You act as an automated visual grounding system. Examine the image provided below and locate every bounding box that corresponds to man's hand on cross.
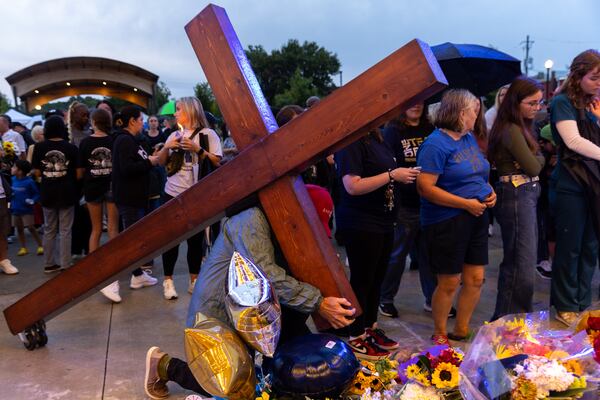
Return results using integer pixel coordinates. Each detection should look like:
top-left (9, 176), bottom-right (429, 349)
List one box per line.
top-left (318, 297), bottom-right (356, 329)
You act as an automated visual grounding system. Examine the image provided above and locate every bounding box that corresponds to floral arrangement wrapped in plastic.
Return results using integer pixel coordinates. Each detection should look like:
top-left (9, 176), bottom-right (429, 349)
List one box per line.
top-left (459, 311), bottom-right (596, 399)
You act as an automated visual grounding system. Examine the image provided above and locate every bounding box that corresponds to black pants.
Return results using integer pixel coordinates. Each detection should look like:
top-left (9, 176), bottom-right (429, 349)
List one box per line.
top-left (168, 306), bottom-right (310, 394)
top-left (161, 193), bottom-right (204, 276)
top-left (339, 229), bottom-right (394, 337)
top-left (116, 204), bottom-right (144, 276)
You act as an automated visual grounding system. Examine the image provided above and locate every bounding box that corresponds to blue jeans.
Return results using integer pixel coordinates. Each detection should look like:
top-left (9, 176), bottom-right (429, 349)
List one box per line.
top-left (380, 207), bottom-right (436, 305)
top-left (551, 168), bottom-right (599, 312)
top-left (492, 181), bottom-right (541, 319)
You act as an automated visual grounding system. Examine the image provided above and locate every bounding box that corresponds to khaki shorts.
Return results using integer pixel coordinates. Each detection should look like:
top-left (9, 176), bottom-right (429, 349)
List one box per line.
top-left (12, 214), bottom-right (34, 227)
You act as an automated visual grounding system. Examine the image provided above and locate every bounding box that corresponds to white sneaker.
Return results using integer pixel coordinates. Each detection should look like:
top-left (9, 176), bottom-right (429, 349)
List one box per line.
top-left (163, 279), bottom-right (178, 300)
top-left (130, 271), bottom-right (158, 289)
top-left (0, 259), bottom-right (18, 274)
top-left (188, 278), bottom-right (197, 294)
top-left (100, 281), bottom-right (122, 303)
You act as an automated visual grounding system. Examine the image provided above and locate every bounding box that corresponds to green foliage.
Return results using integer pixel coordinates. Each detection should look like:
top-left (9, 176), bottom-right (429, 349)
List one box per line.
top-left (246, 39), bottom-right (341, 106)
top-left (154, 81), bottom-right (172, 111)
top-left (0, 92), bottom-right (10, 114)
top-left (273, 69), bottom-right (316, 108)
top-left (194, 82), bottom-right (221, 117)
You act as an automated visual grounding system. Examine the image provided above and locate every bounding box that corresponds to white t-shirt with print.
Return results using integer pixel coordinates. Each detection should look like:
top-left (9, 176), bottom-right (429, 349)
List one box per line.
top-left (164, 128), bottom-right (223, 197)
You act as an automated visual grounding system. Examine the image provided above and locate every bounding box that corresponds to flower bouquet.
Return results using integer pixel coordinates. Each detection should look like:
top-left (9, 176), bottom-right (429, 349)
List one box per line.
top-left (0, 140), bottom-right (17, 171)
top-left (396, 345), bottom-right (463, 399)
top-left (459, 311), bottom-right (596, 399)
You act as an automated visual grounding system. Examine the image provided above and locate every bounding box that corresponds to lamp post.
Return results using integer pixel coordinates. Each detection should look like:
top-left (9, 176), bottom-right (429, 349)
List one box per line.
top-left (544, 59), bottom-right (554, 102)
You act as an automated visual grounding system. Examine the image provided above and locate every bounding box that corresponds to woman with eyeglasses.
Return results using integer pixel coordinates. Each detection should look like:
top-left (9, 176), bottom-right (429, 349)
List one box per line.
top-left (549, 50), bottom-right (600, 326)
top-left (487, 76), bottom-right (545, 320)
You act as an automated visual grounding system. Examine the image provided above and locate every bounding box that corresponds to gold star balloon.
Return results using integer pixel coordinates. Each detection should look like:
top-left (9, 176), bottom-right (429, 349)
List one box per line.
top-left (184, 315), bottom-right (256, 400)
top-left (225, 251), bottom-right (281, 357)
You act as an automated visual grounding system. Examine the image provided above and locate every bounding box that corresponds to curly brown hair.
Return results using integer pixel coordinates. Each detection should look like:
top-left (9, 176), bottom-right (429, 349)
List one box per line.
top-left (563, 49), bottom-right (600, 109)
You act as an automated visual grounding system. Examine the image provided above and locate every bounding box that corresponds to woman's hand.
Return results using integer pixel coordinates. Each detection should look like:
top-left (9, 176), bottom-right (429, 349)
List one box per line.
top-left (463, 198), bottom-right (487, 217)
top-left (482, 189), bottom-right (497, 208)
top-left (391, 167), bottom-right (420, 184)
top-left (180, 137), bottom-right (200, 153)
top-left (164, 135), bottom-right (180, 150)
top-left (589, 98), bottom-right (600, 120)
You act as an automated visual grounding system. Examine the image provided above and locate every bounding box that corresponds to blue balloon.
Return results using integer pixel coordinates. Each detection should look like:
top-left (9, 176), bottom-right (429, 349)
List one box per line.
top-left (272, 334), bottom-right (360, 398)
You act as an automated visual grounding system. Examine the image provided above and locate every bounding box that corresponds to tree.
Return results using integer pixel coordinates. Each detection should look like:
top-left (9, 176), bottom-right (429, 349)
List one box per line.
top-left (194, 82), bottom-right (221, 118)
top-left (273, 69), bottom-right (317, 108)
top-left (154, 81), bottom-right (172, 112)
top-left (0, 92), bottom-right (11, 114)
top-left (246, 39), bottom-right (341, 105)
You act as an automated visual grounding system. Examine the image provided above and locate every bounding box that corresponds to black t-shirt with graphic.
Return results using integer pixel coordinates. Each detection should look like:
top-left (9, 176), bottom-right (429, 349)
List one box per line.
top-left (32, 139), bottom-right (79, 208)
top-left (383, 121), bottom-right (434, 209)
top-left (78, 135), bottom-right (114, 201)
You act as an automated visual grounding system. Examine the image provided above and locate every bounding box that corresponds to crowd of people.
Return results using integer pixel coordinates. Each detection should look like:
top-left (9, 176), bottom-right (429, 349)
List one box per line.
top-left (1, 51), bottom-right (599, 378)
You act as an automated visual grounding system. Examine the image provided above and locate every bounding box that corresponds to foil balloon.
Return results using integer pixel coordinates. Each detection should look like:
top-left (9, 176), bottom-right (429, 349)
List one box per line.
top-left (272, 333), bottom-right (360, 398)
top-left (184, 315), bottom-right (256, 400)
top-left (225, 251), bottom-right (281, 357)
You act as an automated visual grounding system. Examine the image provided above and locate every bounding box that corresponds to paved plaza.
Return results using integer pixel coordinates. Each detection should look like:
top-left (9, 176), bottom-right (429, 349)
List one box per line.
top-left (0, 223), bottom-right (595, 399)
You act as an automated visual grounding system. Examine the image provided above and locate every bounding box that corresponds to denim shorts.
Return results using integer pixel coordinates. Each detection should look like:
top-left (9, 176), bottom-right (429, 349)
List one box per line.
top-left (422, 210), bottom-right (489, 274)
top-left (86, 190), bottom-right (114, 204)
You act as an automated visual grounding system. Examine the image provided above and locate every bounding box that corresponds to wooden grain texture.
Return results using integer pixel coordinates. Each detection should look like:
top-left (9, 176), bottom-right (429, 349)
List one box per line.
top-left (185, 4), bottom-right (360, 325)
top-left (4, 4), bottom-right (446, 335)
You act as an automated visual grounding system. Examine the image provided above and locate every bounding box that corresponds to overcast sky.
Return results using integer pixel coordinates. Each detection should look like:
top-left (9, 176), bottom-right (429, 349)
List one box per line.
top-left (1, 0), bottom-right (598, 108)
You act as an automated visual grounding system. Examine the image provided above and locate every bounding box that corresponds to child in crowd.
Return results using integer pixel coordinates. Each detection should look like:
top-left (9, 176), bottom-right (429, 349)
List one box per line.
top-left (10, 160), bottom-right (43, 256)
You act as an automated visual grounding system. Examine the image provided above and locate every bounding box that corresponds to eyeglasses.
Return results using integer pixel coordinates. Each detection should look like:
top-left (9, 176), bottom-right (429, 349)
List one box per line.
top-left (521, 100), bottom-right (545, 107)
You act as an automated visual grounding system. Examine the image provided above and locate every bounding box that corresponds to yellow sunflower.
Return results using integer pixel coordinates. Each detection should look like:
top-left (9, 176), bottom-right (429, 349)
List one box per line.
top-left (405, 364), bottom-right (422, 379)
top-left (431, 362), bottom-right (459, 389)
top-left (413, 371), bottom-right (431, 387)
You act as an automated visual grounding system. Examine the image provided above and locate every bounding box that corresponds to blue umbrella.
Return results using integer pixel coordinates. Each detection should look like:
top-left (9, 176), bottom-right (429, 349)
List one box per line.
top-left (430, 42), bottom-right (522, 100)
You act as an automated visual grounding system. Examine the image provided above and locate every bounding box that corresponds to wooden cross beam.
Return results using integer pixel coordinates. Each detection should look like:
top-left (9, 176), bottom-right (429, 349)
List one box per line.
top-left (3, 4), bottom-right (446, 336)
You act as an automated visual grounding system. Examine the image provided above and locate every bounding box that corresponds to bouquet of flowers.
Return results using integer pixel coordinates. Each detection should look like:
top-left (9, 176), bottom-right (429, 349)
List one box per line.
top-left (459, 312), bottom-right (596, 400)
top-left (0, 140), bottom-right (17, 171)
top-left (574, 302), bottom-right (600, 365)
top-left (396, 345), bottom-right (463, 399)
top-left (346, 358), bottom-right (399, 397)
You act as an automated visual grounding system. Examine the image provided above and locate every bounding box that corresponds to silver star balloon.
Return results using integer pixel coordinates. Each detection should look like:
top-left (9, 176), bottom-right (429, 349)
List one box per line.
top-left (225, 251), bottom-right (281, 357)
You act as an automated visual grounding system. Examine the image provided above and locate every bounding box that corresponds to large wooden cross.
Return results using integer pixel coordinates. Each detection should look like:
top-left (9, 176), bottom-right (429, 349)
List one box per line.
top-left (3, 4), bottom-right (446, 335)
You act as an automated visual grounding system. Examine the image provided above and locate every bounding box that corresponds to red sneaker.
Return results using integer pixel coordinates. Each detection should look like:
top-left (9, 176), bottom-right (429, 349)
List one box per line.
top-left (431, 334), bottom-right (450, 346)
top-left (366, 327), bottom-right (399, 350)
top-left (348, 336), bottom-right (390, 360)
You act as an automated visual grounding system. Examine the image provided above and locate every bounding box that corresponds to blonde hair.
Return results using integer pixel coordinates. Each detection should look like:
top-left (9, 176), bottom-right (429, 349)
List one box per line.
top-left (434, 89), bottom-right (477, 132)
top-left (177, 97), bottom-right (209, 130)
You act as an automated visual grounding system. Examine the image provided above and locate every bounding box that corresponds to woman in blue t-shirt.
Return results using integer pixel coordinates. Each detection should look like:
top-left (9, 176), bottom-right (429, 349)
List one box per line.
top-left (416, 89), bottom-right (496, 345)
top-left (549, 50), bottom-right (600, 326)
top-left (335, 129), bottom-right (420, 360)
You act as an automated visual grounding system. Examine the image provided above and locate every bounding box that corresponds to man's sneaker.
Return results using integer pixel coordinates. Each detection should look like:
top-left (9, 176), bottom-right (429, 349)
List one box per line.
top-left (17, 247), bottom-right (28, 256)
top-left (378, 303), bottom-right (399, 318)
top-left (424, 303), bottom-right (457, 318)
top-left (145, 347), bottom-right (169, 399)
top-left (536, 260), bottom-right (552, 279)
top-left (556, 311), bottom-right (579, 327)
top-left (366, 327), bottom-right (399, 350)
top-left (130, 271), bottom-right (158, 289)
top-left (44, 264), bottom-right (62, 274)
top-left (347, 336), bottom-right (390, 360)
top-left (36, 246), bottom-right (44, 256)
top-left (188, 278), bottom-right (197, 294)
top-left (100, 281), bottom-right (122, 303)
top-left (163, 280), bottom-right (178, 300)
top-left (0, 259), bottom-right (18, 274)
